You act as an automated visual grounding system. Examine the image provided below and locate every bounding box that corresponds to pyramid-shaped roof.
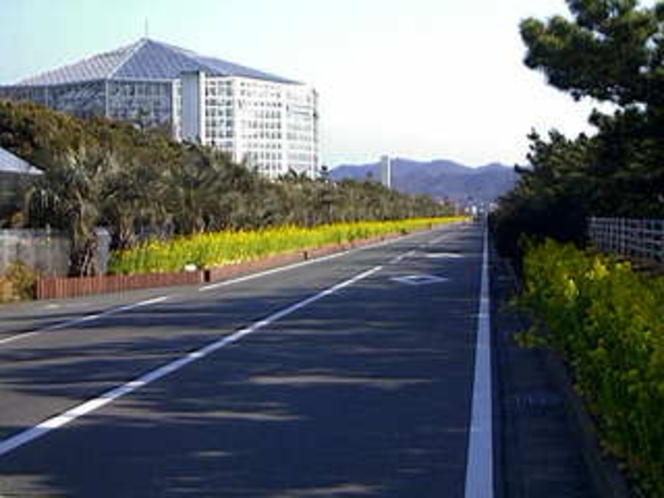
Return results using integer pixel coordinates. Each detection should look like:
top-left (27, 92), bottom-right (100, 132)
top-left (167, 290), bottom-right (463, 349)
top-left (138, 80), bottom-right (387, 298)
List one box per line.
top-left (15, 38), bottom-right (298, 86)
top-left (0, 147), bottom-right (42, 175)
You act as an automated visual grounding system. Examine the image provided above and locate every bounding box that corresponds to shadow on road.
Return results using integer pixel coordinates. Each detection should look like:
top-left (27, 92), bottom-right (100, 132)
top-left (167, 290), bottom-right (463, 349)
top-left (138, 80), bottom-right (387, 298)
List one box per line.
top-left (0, 226), bottom-right (482, 497)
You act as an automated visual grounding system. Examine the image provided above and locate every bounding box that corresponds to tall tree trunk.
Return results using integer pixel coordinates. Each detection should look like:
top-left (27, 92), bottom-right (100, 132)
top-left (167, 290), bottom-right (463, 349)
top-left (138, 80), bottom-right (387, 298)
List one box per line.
top-left (69, 236), bottom-right (99, 277)
top-left (110, 215), bottom-right (135, 252)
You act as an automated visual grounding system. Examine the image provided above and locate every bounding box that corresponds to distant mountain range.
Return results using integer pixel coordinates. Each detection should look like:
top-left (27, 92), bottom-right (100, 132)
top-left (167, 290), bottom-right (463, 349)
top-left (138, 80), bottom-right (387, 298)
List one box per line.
top-left (330, 158), bottom-right (518, 204)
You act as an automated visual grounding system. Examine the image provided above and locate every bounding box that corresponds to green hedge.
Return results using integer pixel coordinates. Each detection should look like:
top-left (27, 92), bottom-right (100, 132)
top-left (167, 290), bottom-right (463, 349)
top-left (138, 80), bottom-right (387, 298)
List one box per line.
top-left (518, 240), bottom-right (664, 497)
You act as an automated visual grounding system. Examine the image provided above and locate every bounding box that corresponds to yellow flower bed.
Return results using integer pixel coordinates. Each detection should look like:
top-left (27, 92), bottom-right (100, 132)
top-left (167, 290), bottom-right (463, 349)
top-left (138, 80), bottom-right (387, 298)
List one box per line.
top-left (519, 239), bottom-right (664, 496)
top-left (108, 217), bottom-right (463, 275)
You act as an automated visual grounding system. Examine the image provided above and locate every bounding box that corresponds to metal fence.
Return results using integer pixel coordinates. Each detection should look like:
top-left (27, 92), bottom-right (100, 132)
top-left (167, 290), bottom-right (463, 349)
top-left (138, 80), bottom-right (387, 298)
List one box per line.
top-left (588, 217), bottom-right (664, 265)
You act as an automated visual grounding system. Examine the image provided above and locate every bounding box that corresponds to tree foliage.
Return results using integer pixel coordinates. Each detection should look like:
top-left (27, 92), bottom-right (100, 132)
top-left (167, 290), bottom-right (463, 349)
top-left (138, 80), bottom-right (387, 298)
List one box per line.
top-left (0, 99), bottom-right (451, 276)
top-left (492, 130), bottom-right (593, 260)
top-left (492, 0), bottom-right (664, 259)
top-left (521, 0), bottom-right (664, 106)
top-left (27, 145), bottom-right (106, 276)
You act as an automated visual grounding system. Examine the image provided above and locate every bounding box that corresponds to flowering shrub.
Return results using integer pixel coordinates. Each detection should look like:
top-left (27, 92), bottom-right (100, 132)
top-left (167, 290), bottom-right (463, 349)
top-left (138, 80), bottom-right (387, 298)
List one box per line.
top-left (108, 217), bottom-right (462, 275)
top-left (0, 261), bottom-right (38, 302)
top-left (519, 239), bottom-right (664, 496)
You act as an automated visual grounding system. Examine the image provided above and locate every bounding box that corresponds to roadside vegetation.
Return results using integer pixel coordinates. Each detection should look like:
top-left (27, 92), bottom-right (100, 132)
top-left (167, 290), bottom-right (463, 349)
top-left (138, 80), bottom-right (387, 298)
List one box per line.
top-left (0, 99), bottom-right (453, 278)
top-left (491, 2), bottom-right (664, 495)
top-left (0, 260), bottom-right (37, 302)
top-left (491, 0), bottom-right (664, 260)
top-left (109, 218), bottom-right (457, 274)
top-left (518, 240), bottom-right (664, 496)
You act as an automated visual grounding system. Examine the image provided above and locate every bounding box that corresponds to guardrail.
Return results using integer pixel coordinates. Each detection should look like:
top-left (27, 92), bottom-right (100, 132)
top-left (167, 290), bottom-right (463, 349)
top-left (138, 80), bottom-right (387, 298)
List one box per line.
top-left (588, 217), bottom-right (664, 265)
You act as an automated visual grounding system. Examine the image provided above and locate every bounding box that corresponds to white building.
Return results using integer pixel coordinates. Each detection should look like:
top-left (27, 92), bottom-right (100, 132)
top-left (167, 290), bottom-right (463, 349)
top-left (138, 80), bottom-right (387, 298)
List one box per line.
top-left (0, 38), bottom-right (320, 179)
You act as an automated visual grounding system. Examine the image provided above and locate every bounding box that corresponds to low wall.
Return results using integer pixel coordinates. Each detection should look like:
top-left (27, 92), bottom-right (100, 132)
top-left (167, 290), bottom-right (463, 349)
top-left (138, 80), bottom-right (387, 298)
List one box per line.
top-left (0, 229), bottom-right (69, 276)
top-left (0, 228), bottom-right (111, 276)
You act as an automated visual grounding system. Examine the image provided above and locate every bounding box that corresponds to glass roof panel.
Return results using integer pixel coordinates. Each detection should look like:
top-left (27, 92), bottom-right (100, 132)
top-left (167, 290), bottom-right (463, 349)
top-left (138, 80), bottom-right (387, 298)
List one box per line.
top-left (16, 41), bottom-right (142, 86)
top-left (10, 39), bottom-right (299, 87)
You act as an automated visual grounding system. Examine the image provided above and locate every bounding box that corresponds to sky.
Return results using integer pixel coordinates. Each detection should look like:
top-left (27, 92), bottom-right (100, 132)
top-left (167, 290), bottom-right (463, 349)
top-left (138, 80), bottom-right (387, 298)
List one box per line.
top-left (0, 0), bottom-right (605, 167)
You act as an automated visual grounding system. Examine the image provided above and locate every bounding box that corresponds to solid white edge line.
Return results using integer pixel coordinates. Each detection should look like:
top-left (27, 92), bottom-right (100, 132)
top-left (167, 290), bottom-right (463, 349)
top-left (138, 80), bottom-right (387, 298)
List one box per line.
top-left (199, 229), bottom-right (427, 292)
top-left (464, 225), bottom-right (494, 498)
top-left (44, 296), bottom-right (170, 332)
top-left (198, 250), bottom-right (352, 292)
top-left (1, 227), bottom-right (434, 347)
top-left (0, 296), bottom-right (170, 347)
top-left (0, 265), bottom-right (383, 458)
top-left (0, 331), bottom-right (39, 346)
top-left (3, 223), bottom-right (452, 345)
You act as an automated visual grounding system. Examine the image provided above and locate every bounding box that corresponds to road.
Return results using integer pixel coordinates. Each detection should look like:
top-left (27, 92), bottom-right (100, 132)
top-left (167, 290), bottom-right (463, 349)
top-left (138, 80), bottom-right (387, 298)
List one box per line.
top-left (0, 222), bottom-right (493, 497)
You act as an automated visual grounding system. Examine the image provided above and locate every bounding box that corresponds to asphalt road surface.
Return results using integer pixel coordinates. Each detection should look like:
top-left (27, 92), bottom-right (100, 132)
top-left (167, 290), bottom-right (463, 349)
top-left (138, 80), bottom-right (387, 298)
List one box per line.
top-left (0, 222), bottom-right (493, 497)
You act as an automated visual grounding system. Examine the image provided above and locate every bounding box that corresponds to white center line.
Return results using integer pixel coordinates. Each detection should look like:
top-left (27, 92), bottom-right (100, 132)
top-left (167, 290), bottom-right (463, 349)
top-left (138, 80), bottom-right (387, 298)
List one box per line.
top-left (0, 265), bottom-right (383, 458)
top-left (464, 226), bottom-right (494, 498)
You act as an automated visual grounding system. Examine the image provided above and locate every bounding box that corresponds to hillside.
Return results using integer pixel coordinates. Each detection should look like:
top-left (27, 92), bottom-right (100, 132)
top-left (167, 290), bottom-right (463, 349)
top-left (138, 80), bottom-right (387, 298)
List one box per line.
top-left (331, 158), bottom-right (517, 204)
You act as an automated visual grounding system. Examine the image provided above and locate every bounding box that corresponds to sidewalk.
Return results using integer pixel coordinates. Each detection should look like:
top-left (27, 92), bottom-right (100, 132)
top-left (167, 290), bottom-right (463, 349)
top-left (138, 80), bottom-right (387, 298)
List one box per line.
top-left (491, 250), bottom-right (599, 498)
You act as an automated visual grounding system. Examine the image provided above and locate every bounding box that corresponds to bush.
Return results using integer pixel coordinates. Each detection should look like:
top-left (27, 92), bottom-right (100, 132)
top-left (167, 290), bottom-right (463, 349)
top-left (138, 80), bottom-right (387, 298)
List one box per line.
top-left (0, 276), bottom-right (15, 303)
top-left (3, 260), bottom-right (37, 301)
top-left (490, 190), bottom-right (588, 264)
top-left (108, 217), bottom-right (463, 275)
top-left (518, 240), bottom-right (664, 496)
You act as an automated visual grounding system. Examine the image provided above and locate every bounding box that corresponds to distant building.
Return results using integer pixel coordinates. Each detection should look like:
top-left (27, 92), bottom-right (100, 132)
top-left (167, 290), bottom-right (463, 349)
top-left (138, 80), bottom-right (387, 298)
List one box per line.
top-left (0, 147), bottom-right (41, 225)
top-left (0, 38), bottom-right (320, 179)
top-left (380, 155), bottom-right (392, 188)
top-left (0, 147), bottom-right (41, 176)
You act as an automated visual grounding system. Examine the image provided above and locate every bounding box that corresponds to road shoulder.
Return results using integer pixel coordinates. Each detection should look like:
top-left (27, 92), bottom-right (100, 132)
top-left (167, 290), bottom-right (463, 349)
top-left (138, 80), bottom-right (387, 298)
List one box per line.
top-left (491, 248), bottom-right (598, 498)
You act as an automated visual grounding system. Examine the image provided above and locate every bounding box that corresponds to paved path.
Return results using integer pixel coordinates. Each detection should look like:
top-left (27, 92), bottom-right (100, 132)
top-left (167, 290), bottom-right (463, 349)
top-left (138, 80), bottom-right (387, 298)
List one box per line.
top-left (0, 223), bottom-right (492, 497)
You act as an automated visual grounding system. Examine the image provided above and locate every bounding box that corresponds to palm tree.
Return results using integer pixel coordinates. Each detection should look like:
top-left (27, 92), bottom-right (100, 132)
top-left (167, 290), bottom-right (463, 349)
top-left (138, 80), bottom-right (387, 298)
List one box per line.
top-left (27, 145), bottom-right (106, 276)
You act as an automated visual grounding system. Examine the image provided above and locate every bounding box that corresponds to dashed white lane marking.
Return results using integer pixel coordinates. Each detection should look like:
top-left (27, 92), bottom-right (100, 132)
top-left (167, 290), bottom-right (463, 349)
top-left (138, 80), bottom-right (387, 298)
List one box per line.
top-left (464, 227), bottom-right (494, 498)
top-left (389, 250), bottom-right (416, 265)
top-left (428, 234), bottom-right (449, 245)
top-left (199, 230), bottom-right (427, 292)
top-left (0, 296), bottom-right (170, 346)
top-left (0, 226), bottom-right (446, 346)
top-left (423, 252), bottom-right (464, 259)
top-left (0, 265), bottom-right (383, 458)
